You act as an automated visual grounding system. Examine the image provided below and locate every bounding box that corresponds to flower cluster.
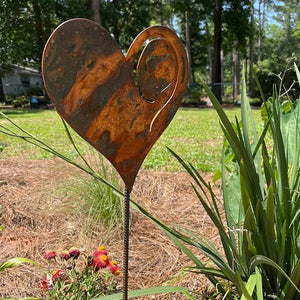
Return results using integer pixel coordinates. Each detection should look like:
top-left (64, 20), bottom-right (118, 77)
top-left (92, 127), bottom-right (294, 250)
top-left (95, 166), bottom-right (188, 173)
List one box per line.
top-left (43, 247), bottom-right (81, 261)
top-left (38, 246), bottom-right (120, 298)
top-left (91, 246), bottom-right (120, 275)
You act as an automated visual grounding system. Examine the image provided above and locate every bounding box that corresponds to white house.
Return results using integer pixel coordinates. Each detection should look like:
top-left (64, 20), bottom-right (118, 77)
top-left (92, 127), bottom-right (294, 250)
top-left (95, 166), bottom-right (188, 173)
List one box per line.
top-left (2, 65), bottom-right (43, 96)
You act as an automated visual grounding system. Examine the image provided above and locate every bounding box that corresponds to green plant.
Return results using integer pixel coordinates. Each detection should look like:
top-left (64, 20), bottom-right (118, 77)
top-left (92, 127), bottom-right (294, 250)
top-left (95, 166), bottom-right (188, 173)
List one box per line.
top-left (76, 155), bottom-right (124, 236)
top-left (132, 67), bottom-right (300, 299)
top-left (0, 133), bottom-right (6, 152)
top-left (12, 96), bottom-right (29, 108)
top-left (0, 257), bottom-right (41, 300)
top-left (182, 85), bottom-right (207, 107)
top-left (0, 247), bottom-right (192, 299)
top-left (39, 246), bottom-right (121, 299)
top-left (25, 86), bottom-right (43, 98)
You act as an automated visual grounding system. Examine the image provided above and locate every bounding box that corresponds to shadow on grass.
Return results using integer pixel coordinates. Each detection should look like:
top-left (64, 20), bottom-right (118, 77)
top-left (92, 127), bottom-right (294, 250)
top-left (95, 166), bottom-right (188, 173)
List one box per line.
top-left (0, 108), bottom-right (54, 117)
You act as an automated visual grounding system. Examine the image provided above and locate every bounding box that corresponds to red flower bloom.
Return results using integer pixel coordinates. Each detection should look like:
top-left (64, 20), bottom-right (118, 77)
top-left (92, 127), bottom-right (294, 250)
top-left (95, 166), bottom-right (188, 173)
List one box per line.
top-left (94, 246), bottom-right (107, 257)
top-left (93, 254), bottom-right (109, 271)
top-left (107, 260), bottom-right (120, 276)
top-left (69, 247), bottom-right (80, 259)
top-left (60, 250), bottom-right (70, 261)
top-left (52, 269), bottom-right (63, 282)
top-left (44, 251), bottom-right (56, 260)
top-left (38, 277), bottom-right (51, 290)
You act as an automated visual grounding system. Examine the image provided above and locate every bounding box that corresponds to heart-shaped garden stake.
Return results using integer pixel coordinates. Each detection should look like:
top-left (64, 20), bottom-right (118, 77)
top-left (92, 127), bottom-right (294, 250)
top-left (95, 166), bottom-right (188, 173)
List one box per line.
top-left (42, 18), bottom-right (188, 299)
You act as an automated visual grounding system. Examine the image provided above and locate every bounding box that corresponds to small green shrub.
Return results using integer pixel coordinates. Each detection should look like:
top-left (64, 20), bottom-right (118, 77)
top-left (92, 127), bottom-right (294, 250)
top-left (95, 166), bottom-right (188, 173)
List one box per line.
top-left (0, 135), bottom-right (5, 152)
top-left (248, 97), bottom-right (262, 107)
top-left (249, 59), bottom-right (300, 103)
top-left (3, 95), bottom-right (30, 107)
top-left (12, 95), bottom-right (29, 108)
top-left (76, 155), bottom-right (124, 236)
top-left (26, 86), bottom-right (43, 97)
top-left (4, 95), bottom-right (16, 105)
top-left (182, 85), bottom-right (207, 107)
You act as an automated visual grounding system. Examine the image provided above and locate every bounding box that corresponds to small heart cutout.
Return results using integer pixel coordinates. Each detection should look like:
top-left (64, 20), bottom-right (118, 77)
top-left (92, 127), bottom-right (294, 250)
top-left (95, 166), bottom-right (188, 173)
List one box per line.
top-left (42, 18), bottom-right (188, 191)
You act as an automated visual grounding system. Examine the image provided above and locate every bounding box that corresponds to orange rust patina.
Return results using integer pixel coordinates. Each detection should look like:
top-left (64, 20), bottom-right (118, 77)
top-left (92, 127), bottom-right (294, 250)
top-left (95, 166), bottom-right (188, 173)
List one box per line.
top-left (42, 18), bottom-right (188, 192)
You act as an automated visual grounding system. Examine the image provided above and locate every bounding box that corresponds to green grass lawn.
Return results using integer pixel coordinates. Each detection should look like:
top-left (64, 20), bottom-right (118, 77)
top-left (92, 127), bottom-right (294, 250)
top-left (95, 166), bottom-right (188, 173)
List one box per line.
top-left (0, 107), bottom-right (263, 173)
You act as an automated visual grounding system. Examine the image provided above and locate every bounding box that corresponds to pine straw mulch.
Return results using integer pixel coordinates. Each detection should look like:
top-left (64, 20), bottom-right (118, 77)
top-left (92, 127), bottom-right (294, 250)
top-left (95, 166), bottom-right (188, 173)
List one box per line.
top-left (0, 157), bottom-right (223, 299)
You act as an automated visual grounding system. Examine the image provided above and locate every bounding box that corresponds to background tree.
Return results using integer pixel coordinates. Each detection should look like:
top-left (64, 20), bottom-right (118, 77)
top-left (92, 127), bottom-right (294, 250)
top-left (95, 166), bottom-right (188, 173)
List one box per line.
top-left (100, 0), bottom-right (155, 50)
top-left (154, 0), bottom-right (173, 26)
top-left (0, 0), bottom-right (29, 101)
top-left (1, 0), bottom-right (300, 104)
top-left (0, 0), bottom-right (91, 101)
top-left (171, 0), bottom-right (214, 94)
top-left (249, 0), bottom-right (255, 93)
top-left (250, 0), bottom-right (300, 100)
top-left (223, 0), bottom-right (251, 101)
top-left (90, 0), bottom-right (101, 24)
top-left (211, 0), bottom-right (223, 103)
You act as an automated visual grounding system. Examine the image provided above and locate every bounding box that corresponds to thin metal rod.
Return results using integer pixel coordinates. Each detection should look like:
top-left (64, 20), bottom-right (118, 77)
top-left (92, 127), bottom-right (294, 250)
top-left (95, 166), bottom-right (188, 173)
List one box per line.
top-left (123, 186), bottom-right (130, 300)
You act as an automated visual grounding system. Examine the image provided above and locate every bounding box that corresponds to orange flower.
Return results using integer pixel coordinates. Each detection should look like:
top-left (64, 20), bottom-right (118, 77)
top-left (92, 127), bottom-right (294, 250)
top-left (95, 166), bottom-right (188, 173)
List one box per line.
top-left (44, 250), bottom-right (56, 260)
top-left (107, 260), bottom-right (120, 276)
top-left (94, 246), bottom-right (107, 257)
top-left (93, 254), bottom-right (109, 270)
top-left (52, 269), bottom-right (63, 282)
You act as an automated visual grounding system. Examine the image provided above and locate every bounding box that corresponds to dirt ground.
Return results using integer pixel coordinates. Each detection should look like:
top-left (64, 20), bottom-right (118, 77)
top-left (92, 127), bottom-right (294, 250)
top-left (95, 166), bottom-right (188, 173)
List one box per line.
top-left (0, 157), bottom-right (222, 299)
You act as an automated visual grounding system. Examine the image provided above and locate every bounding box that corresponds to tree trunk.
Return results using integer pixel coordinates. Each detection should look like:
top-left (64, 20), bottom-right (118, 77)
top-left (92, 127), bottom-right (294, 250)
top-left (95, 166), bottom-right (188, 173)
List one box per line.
top-left (89, 0), bottom-right (101, 25)
top-left (0, 75), bottom-right (6, 102)
top-left (159, 0), bottom-right (164, 25)
top-left (205, 22), bottom-right (212, 84)
top-left (286, 13), bottom-right (292, 55)
top-left (185, 11), bottom-right (192, 95)
top-left (232, 47), bottom-right (241, 102)
top-left (32, 1), bottom-right (44, 57)
top-left (258, 0), bottom-right (262, 63)
top-left (258, 0), bottom-right (266, 64)
top-left (249, 0), bottom-right (254, 93)
top-left (212, 0), bottom-right (222, 103)
top-left (221, 48), bottom-right (224, 97)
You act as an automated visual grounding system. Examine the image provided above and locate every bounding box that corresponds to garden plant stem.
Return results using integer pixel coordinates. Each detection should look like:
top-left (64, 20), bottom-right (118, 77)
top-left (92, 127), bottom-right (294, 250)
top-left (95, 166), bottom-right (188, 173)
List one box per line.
top-left (123, 186), bottom-right (130, 300)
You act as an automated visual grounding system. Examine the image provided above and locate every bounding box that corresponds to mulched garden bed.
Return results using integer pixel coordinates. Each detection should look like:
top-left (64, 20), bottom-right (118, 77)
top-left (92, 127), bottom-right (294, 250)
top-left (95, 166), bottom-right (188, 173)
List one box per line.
top-left (0, 157), bottom-right (222, 299)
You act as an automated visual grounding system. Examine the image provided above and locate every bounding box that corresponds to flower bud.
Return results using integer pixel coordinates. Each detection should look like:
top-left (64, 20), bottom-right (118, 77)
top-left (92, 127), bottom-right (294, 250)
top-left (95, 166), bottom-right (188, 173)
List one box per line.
top-left (44, 250), bottom-right (56, 260)
top-left (69, 247), bottom-right (80, 259)
top-left (60, 250), bottom-right (70, 261)
top-left (86, 255), bottom-right (94, 267)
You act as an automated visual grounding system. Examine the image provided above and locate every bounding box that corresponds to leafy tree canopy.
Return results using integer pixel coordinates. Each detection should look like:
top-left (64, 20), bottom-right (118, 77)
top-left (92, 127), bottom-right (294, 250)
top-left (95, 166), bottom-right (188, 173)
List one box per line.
top-left (100, 0), bottom-right (156, 50)
top-left (0, 0), bottom-right (91, 75)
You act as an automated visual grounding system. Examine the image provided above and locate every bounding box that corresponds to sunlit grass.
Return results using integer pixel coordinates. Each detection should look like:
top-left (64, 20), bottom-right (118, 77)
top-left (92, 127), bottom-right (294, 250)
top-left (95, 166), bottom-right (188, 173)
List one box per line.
top-left (0, 107), bottom-right (263, 172)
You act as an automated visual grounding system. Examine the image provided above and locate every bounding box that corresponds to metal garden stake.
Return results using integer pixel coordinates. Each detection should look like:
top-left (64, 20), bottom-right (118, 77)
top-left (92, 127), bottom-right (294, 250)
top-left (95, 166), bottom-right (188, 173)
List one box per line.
top-left (42, 18), bottom-right (188, 300)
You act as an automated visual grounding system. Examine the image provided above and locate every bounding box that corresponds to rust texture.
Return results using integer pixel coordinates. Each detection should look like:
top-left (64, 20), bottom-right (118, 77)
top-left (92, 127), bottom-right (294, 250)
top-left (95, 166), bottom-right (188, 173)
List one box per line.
top-left (42, 18), bottom-right (188, 192)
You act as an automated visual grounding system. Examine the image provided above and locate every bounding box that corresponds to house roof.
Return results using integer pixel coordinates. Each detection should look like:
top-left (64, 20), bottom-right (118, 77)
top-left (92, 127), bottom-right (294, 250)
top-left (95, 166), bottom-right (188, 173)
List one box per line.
top-left (14, 65), bottom-right (41, 76)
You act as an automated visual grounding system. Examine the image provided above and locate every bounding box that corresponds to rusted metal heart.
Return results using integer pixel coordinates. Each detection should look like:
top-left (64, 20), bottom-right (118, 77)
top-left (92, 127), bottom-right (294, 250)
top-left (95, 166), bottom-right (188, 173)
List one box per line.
top-left (42, 18), bottom-right (188, 192)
